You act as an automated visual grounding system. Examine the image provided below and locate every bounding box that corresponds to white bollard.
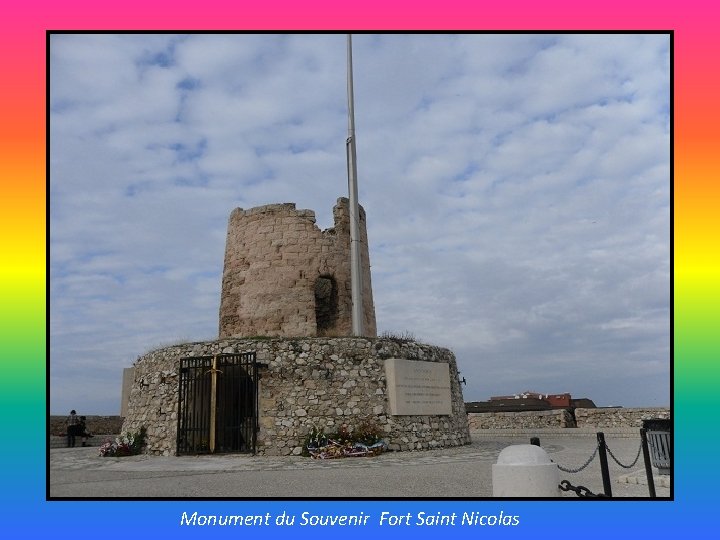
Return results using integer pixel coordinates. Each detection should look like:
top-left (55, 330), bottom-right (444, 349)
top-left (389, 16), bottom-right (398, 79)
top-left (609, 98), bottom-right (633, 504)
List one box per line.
top-left (492, 444), bottom-right (561, 497)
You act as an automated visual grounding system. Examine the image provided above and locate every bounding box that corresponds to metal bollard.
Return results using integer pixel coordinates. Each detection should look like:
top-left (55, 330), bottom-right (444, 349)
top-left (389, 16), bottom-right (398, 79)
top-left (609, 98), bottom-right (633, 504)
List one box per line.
top-left (492, 445), bottom-right (561, 497)
top-left (596, 432), bottom-right (613, 497)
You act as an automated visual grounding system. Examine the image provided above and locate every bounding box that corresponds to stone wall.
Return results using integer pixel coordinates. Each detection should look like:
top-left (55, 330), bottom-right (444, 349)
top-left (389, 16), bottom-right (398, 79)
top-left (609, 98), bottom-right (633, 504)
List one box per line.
top-left (219, 198), bottom-right (376, 339)
top-left (120, 367), bottom-right (134, 417)
top-left (467, 409), bottom-right (575, 430)
top-left (123, 337), bottom-right (470, 456)
top-left (574, 407), bottom-right (670, 428)
top-left (466, 407), bottom-right (670, 430)
top-left (50, 415), bottom-right (124, 435)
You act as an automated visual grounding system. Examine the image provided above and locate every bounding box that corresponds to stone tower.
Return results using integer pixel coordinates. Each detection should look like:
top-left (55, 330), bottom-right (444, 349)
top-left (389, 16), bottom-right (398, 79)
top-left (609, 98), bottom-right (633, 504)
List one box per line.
top-left (219, 197), bottom-right (376, 338)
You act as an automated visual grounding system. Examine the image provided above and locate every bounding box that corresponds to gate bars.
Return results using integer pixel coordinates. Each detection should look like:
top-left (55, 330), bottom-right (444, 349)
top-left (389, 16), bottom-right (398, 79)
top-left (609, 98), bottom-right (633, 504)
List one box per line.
top-left (177, 352), bottom-right (258, 455)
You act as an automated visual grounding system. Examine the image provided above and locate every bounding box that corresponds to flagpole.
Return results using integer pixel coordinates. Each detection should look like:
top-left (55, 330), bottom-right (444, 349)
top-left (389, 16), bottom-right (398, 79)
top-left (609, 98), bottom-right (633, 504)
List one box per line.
top-left (346, 34), bottom-right (364, 336)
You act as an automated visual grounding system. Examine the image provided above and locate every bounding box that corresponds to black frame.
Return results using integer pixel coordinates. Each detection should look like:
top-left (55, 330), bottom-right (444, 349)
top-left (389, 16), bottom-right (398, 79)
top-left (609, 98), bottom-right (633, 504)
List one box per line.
top-left (176, 352), bottom-right (258, 455)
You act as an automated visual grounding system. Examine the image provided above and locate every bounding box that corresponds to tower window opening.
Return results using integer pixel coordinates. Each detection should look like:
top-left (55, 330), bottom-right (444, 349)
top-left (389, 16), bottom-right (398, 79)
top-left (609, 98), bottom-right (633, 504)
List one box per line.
top-left (314, 276), bottom-right (338, 335)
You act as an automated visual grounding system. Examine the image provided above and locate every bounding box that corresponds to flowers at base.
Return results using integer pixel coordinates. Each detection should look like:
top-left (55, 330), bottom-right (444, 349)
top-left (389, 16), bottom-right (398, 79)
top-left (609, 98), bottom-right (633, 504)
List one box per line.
top-left (307, 439), bottom-right (388, 459)
top-left (302, 418), bottom-right (387, 459)
top-left (99, 427), bottom-right (146, 457)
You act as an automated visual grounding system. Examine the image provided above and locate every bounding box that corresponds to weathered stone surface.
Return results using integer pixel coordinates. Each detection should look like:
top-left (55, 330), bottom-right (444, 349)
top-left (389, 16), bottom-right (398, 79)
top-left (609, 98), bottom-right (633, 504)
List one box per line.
top-left (467, 410), bottom-right (575, 429)
top-left (123, 337), bottom-right (471, 456)
top-left (575, 407), bottom-right (670, 428)
top-left (384, 358), bottom-right (452, 415)
top-left (218, 199), bottom-right (376, 339)
top-left (49, 415), bottom-right (124, 435)
top-left (467, 407), bottom-right (671, 430)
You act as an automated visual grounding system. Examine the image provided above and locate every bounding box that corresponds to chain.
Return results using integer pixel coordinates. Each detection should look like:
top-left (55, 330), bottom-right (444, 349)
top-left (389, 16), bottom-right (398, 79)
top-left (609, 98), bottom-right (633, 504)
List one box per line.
top-left (605, 440), bottom-right (642, 469)
top-left (559, 480), bottom-right (608, 498)
top-left (554, 442), bottom-right (599, 473)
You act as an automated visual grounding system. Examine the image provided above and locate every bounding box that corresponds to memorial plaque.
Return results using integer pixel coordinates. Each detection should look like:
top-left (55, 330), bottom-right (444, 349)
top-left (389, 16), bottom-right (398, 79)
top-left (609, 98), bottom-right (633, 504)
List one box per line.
top-left (384, 358), bottom-right (452, 415)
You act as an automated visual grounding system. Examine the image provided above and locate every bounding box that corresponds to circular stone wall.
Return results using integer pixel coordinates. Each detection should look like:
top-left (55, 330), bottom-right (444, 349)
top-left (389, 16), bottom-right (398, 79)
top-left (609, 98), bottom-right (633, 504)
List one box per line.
top-left (123, 337), bottom-right (471, 456)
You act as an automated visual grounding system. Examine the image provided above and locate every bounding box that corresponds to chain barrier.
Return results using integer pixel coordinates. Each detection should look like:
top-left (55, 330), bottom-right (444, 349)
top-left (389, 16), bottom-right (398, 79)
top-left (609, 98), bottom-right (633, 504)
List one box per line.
top-left (554, 441), bottom-right (599, 473)
top-left (605, 440), bottom-right (643, 469)
top-left (559, 480), bottom-right (608, 498)
top-left (540, 433), bottom-right (648, 498)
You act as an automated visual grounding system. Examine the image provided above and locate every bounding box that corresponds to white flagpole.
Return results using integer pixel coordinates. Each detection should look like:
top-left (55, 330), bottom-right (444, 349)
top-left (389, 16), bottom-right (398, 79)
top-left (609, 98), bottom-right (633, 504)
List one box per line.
top-left (346, 34), bottom-right (364, 336)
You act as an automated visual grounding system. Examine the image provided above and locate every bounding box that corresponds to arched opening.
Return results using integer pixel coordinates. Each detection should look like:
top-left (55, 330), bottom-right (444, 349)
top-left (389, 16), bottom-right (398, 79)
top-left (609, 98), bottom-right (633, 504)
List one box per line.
top-left (314, 275), bottom-right (338, 335)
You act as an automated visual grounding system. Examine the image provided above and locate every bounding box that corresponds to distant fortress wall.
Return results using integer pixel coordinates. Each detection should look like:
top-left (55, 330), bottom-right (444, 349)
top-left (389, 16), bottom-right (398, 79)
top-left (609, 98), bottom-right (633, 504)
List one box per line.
top-left (467, 407), bottom-right (670, 431)
top-left (219, 198), bottom-right (376, 338)
top-left (467, 409), bottom-right (575, 430)
top-left (573, 407), bottom-right (670, 428)
top-left (49, 415), bottom-right (123, 435)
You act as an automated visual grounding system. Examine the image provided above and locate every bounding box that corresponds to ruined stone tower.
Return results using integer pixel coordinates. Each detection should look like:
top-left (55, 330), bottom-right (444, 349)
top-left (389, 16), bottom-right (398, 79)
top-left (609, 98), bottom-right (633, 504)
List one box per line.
top-left (218, 197), bottom-right (376, 338)
top-left (124, 198), bottom-right (471, 458)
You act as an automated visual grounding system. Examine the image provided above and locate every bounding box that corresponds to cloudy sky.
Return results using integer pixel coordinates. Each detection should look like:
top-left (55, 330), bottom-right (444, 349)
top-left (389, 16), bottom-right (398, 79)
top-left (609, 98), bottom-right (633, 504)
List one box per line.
top-left (50, 33), bottom-right (670, 415)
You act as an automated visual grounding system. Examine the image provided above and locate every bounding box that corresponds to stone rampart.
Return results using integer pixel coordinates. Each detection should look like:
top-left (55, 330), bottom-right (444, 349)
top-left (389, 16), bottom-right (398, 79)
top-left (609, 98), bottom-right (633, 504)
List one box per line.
top-left (574, 407), bottom-right (670, 428)
top-left (467, 409), bottom-right (575, 430)
top-left (123, 337), bottom-right (470, 456)
top-left (467, 407), bottom-right (670, 431)
top-left (49, 415), bottom-right (124, 435)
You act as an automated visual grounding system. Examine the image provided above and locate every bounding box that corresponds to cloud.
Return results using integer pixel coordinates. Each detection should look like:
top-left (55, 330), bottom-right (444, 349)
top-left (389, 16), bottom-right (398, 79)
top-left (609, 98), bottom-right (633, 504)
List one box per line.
top-left (50, 33), bottom-right (670, 414)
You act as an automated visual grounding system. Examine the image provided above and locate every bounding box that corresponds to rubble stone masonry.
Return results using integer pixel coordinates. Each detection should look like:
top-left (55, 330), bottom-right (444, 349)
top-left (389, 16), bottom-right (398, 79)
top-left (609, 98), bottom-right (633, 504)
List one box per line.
top-left (467, 409), bottom-right (575, 430)
top-left (122, 337), bottom-right (471, 456)
top-left (49, 415), bottom-right (124, 435)
top-left (574, 407), bottom-right (670, 428)
top-left (467, 407), bottom-right (670, 431)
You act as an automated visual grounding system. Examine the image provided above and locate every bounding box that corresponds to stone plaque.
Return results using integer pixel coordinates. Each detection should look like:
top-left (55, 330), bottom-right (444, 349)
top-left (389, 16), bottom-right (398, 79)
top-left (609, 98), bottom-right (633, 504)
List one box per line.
top-left (384, 358), bottom-right (452, 415)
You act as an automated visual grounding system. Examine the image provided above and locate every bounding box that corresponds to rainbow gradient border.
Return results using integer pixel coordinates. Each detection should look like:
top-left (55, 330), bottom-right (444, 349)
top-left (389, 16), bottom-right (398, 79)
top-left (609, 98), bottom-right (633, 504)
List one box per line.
top-left (4, 0), bottom-right (710, 535)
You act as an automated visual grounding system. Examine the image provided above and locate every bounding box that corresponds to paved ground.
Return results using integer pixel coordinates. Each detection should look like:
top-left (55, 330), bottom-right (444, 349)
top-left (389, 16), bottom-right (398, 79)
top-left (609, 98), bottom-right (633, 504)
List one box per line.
top-left (49, 432), bottom-right (671, 498)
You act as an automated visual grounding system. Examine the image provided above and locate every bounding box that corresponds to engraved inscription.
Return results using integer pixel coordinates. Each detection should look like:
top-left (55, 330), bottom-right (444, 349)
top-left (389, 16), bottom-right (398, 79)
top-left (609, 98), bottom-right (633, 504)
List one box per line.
top-left (384, 358), bottom-right (452, 415)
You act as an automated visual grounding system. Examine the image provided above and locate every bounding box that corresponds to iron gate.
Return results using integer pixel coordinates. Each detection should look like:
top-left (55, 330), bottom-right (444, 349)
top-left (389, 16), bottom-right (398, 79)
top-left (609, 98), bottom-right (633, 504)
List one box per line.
top-left (177, 352), bottom-right (258, 455)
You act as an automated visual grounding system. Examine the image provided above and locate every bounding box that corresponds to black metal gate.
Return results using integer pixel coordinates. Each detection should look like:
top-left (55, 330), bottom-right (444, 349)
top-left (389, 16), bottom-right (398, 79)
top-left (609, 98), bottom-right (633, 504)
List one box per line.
top-left (177, 352), bottom-right (257, 455)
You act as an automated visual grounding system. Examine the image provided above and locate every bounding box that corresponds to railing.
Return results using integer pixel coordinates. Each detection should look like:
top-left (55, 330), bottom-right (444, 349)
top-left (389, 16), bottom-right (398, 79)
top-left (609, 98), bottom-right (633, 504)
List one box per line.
top-left (548, 429), bottom-right (667, 497)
